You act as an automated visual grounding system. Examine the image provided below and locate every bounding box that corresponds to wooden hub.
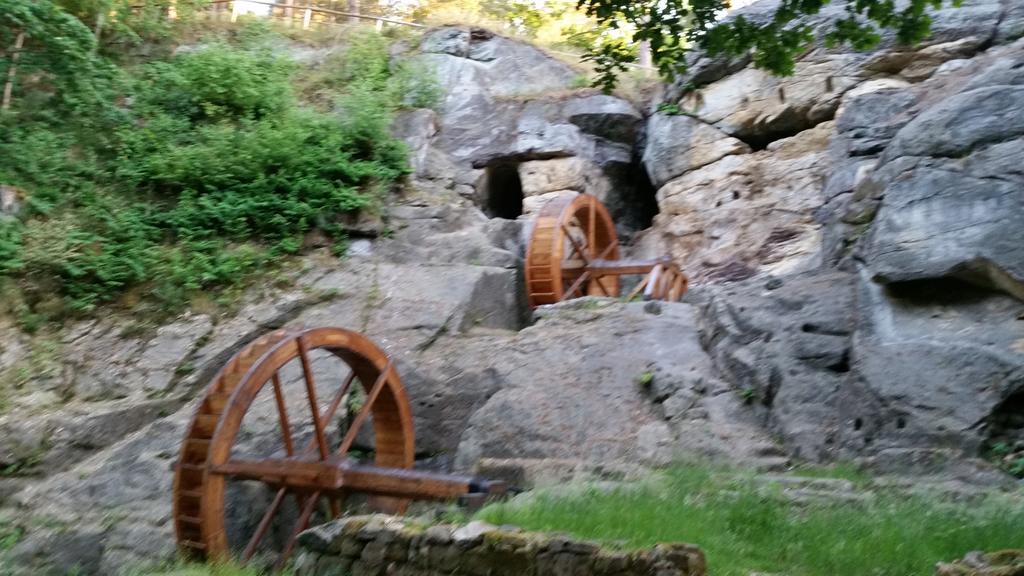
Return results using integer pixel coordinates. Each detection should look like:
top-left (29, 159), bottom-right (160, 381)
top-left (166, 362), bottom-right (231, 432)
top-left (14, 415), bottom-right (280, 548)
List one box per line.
top-left (525, 194), bottom-right (688, 307)
top-left (172, 327), bottom-right (504, 568)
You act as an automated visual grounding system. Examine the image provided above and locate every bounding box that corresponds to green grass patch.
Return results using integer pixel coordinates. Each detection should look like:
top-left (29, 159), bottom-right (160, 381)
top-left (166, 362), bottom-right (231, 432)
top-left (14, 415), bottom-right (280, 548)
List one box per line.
top-left (476, 465), bottom-right (1024, 576)
top-left (0, 517), bottom-right (22, 552)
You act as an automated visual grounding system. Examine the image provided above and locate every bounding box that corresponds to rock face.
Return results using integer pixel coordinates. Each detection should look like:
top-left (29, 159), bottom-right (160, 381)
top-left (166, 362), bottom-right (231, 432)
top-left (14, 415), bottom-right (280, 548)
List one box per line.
top-left (644, 0), bottom-right (1024, 477)
top-left (450, 299), bottom-right (784, 471)
top-left (3, 5), bottom-right (1024, 574)
top-left (640, 120), bottom-right (833, 282)
top-left (398, 27), bottom-right (654, 234)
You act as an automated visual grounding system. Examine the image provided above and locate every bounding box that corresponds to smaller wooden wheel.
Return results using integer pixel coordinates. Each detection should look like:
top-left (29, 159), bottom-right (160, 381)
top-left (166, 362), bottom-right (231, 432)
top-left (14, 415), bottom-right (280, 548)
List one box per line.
top-left (524, 193), bottom-right (689, 308)
top-left (525, 194), bottom-right (621, 307)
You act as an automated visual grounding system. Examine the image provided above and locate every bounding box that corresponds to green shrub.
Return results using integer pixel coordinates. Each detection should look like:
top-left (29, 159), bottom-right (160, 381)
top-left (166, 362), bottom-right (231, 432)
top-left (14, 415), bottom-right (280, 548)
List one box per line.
top-left (0, 222), bottom-right (22, 275)
top-left (134, 43), bottom-right (295, 122)
top-left (0, 26), bottom-right (415, 320)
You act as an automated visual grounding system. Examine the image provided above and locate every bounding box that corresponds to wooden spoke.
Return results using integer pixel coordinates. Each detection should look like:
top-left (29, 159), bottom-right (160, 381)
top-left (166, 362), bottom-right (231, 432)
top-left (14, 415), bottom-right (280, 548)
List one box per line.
top-left (560, 271), bottom-right (591, 302)
top-left (588, 198), bottom-right (596, 259)
top-left (337, 361), bottom-right (392, 457)
top-left (328, 495), bottom-right (344, 519)
top-left (626, 275), bottom-right (651, 301)
top-left (299, 370), bottom-right (357, 457)
top-left (587, 242), bottom-right (617, 298)
top-left (275, 490), bottom-right (322, 570)
top-left (297, 335), bottom-right (330, 461)
top-left (560, 223), bottom-right (591, 265)
top-left (240, 487), bottom-right (288, 562)
top-left (271, 373), bottom-right (294, 457)
top-left (643, 265), bottom-right (664, 300)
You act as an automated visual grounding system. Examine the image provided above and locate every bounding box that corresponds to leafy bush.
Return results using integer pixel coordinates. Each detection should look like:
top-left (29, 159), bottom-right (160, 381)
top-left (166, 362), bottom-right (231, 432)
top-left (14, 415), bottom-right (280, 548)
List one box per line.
top-left (133, 43), bottom-right (295, 122)
top-left (0, 24), bottom-right (417, 320)
top-left (0, 222), bottom-right (22, 275)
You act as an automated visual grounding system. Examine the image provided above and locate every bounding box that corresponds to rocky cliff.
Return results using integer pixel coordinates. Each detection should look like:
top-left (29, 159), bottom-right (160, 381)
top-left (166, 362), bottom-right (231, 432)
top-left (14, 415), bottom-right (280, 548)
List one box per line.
top-left (0, 2), bottom-right (1023, 573)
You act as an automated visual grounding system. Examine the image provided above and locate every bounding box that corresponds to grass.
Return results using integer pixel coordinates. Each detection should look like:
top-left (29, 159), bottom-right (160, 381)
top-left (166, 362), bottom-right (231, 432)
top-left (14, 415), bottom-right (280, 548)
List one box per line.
top-left (476, 465), bottom-right (1024, 576)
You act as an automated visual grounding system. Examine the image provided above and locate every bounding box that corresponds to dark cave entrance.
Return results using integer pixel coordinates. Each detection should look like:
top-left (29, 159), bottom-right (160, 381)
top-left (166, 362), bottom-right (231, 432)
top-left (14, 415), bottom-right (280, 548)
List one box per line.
top-left (482, 162), bottom-right (524, 220)
top-left (986, 390), bottom-right (1024, 448)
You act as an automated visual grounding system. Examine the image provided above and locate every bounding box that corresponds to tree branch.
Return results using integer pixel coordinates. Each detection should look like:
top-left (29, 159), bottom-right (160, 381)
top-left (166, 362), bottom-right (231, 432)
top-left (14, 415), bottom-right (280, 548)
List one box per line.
top-left (2, 31), bottom-right (26, 111)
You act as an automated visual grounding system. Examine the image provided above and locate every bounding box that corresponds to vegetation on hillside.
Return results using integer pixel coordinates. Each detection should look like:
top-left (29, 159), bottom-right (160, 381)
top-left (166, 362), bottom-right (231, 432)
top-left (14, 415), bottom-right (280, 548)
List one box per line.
top-left (0, 2), bottom-right (429, 326)
top-left (478, 465), bottom-right (1024, 576)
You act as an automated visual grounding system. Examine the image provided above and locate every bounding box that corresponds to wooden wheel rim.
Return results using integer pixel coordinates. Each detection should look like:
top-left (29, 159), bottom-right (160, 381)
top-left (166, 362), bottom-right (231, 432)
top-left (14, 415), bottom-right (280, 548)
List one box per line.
top-left (172, 327), bottom-right (415, 563)
top-left (525, 194), bottom-right (621, 307)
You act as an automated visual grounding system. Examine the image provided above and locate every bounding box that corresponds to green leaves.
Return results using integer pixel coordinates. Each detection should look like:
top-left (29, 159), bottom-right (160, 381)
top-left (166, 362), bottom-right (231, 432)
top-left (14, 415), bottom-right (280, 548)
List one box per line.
top-left (0, 26), bottom-right (413, 319)
top-left (0, 0), bottom-right (115, 115)
top-left (135, 43), bottom-right (295, 122)
top-left (576, 0), bottom-right (962, 91)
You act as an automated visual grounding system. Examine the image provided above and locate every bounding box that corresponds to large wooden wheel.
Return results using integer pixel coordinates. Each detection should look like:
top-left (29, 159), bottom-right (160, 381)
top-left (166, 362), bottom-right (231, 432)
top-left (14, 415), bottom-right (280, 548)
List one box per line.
top-left (524, 193), bottom-right (689, 308)
top-left (172, 327), bottom-right (415, 567)
top-left (525, 194), bottom-right (621, 307)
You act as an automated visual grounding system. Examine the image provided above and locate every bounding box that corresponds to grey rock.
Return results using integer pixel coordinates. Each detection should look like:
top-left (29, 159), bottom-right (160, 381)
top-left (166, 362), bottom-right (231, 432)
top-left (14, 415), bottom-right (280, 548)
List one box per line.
top-left (835, 88), bottom-right (918, 157)
top-left (997, 5), bottom-right (1024, 43)
top-left (451, 520), bottom-right (497, 544)
top-left (864, 154), bottom-right (1024, 298)
top-left (0, 184), bottom-right (21, 220)
top-left (5, 528), bottom-right (107, 576)
top-left (882, 86), bottom-right (1024, 162)
top-left (840, 269), bottom-right (1024, 462)
top-left (700, 270), bottom-right (856, 462)
top-left (392, 108), bottom-right (439, 179)
top-left (564, 94), bottom-right (643, 144)
top-left (642, 113), bottom-right (751, 189)
top-left (455, 300), bottom-right (779, 469)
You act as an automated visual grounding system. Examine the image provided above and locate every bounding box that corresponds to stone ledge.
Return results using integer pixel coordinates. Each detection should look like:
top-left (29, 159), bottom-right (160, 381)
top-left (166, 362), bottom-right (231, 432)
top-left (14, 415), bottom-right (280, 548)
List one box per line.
top-left (295, 514), bottom-right (705, 576)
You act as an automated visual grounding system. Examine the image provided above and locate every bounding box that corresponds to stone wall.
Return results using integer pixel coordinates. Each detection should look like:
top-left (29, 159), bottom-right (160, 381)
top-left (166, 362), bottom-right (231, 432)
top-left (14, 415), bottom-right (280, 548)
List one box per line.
top-left (294, 515), bottom-right (706, 576)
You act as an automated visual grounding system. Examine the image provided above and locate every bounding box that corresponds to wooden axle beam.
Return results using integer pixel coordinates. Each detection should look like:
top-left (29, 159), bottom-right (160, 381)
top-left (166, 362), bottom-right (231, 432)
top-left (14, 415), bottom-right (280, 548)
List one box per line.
top-left (210, 458), bottom-right (504, 500)
top-left (561, 257), bottom-right (673, 277)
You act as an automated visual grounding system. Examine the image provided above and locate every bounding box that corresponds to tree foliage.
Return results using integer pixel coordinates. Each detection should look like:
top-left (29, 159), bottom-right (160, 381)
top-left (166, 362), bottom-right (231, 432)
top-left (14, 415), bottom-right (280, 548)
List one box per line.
top-left (0, 0), bottom-right (116, 115)
top-left (576, 0), bottom-right (963, 91)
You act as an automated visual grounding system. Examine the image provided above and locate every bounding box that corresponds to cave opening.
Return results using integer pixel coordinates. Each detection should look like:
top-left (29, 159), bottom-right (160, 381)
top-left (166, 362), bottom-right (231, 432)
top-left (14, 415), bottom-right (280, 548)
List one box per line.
top-left (986, 390), bottom-right (1024, 449)
top-left (600, 157), bottom-right (660, 240)
top-left (482, 163), bottom-right (524, 220)
top-left (884, 276), bottom-right (998, 306)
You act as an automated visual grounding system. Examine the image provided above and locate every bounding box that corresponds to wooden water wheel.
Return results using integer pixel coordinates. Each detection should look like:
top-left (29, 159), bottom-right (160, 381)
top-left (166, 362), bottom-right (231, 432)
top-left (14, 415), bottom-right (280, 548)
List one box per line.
top-left (524, 194), bottom-right (688, 307)
top-left (172, 327), bottom-right (503, 568)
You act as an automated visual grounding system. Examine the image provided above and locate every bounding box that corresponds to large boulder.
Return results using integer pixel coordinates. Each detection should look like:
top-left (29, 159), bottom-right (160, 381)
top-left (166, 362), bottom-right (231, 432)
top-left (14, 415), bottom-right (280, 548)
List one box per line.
top-left (699, 270), bottom-right (856, 462)
top-left (845, 272), bottom-right (1024, 462)
top-left (643, 120), bottom-right (833, 281)
top-left (642, 113), bottom-right (751, 189)
top-left (455, 299), bottom-right (783, 470)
